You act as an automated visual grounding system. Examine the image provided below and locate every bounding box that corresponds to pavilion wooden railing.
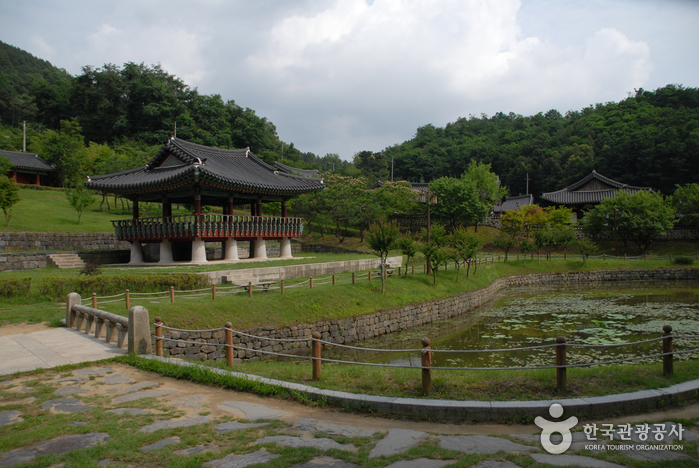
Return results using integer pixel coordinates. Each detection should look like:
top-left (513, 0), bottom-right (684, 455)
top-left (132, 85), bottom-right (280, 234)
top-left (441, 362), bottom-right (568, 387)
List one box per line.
top-left (112, 215), bottom-right (304, 242)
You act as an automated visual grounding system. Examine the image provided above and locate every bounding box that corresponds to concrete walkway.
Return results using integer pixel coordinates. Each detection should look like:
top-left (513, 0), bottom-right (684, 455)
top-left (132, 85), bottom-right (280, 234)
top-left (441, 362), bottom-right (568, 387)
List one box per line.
top-left (0, 328), bottom-right (127, 375)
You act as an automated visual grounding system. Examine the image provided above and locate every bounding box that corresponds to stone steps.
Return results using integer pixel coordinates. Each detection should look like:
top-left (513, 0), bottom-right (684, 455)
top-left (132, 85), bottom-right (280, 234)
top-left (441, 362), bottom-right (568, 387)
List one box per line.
top-left (48, 253), bottom-right (86, 269)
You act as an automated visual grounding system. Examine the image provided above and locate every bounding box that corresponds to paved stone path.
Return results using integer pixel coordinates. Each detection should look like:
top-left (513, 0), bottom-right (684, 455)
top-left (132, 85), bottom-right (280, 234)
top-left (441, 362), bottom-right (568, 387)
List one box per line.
top-left (2, 360), bottom-right (699, 467)
top-left (0, 328), bottom-right (126, 375)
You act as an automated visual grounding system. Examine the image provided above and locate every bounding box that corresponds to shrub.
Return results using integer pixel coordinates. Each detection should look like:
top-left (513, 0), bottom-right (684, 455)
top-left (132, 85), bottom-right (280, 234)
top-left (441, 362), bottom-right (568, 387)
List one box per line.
top-left (0, 277), bottom-right (32, 298)
top-left (673, 255), bottom-right (696, 265)
top-left (79, 263), bottom-right (102, 276)
top-left (39, 274), bottom-right (210, 299)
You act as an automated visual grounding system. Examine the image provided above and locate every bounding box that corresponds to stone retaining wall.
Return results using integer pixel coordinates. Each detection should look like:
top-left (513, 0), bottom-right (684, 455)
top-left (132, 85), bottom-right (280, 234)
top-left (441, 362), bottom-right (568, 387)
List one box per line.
top-left (0, 250), bottom-right (130, 271)
top-left (158, 268), bottom-right (699, 362)
top-left (0, 232), bottom-right (129, 252)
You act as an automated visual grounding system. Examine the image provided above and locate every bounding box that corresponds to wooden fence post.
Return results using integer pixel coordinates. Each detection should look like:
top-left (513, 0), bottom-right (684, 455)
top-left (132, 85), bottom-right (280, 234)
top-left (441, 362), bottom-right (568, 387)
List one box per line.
top-left (312, 331), bottom-right (321, 380)
top-left (332, 274), bottom-right (335, 285)
top-left (212, 285), bottom-right (217, 300)
top-left (310, 276), bottom-right (314, 289)
top-left (663, 325), bottom-right (673, 376)
top-left (225, 321), bottom-right (234, 367)
top-left (603, 254), bottom-right (606, 261)
top-left (155, 316), bottom-right (163, 357)
top-left (125, 289), bottom-right (130, 310)
top-left (556, 336), bottom-right (566, 392)
top-left (248, 281), bottom-right (253, 298)
top-left (412, 265), bottom-right (414, 275)
top-left (170, 286), bottom-right (175, 303)
top-left (368, 271), bottom-right (372, 282)
top-left (92, 293), bottom-right (97, 308)
top-left (281, 279), bottom-right (285, 294)
top-left (352, 272), bottom-right (355, 284)
top-left (398, 266), bottom-right (401, 276)
top-left (645, 254), bottom-right (648, 261)
top-left (669, 254), bottom-right (673, 262)
top-left (421, 338), bottom-right (432, 395)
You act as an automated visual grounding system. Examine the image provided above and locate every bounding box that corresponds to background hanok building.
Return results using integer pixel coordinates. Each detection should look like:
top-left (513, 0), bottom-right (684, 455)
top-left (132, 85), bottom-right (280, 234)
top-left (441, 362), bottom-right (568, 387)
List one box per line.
top-left (492, 194), bottom-right (535, 216)
top-left (85, 138), bottom-right (325, 264)
top-left (539, 170), bottom-right (652, 222)
top-left (1, 149), bottom-right (56, 185)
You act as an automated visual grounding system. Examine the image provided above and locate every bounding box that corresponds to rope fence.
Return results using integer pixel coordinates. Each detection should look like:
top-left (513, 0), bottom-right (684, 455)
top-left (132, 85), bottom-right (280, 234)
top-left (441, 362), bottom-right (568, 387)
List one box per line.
top-left (153, 317), bottom-right (697, 394)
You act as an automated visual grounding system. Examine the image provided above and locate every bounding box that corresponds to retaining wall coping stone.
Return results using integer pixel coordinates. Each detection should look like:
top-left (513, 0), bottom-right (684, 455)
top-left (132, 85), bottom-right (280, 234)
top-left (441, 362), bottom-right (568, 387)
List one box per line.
top-left (142, 355), bottom-right (699, 423)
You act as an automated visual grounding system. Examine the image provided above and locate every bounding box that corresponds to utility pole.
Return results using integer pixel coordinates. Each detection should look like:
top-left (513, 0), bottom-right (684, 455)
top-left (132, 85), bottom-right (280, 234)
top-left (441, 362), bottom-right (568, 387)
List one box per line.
top-left (391, 157), bottom-right (394, 182)
top-left (174, 121), bottom-right (177, 138)
top-left (23, 121), bottom-right (26, 152)
top-left (281, 143), bottom-right (284, 160)
top-left (525, 173), bottom-right (531, 195)
top-left (426, 185), bottom-right (432, 275)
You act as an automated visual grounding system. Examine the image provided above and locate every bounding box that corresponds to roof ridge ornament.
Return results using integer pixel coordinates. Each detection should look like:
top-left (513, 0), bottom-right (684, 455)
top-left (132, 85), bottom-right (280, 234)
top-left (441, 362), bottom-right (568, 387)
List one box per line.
top-left (245, 147), bottom-right (250, 158)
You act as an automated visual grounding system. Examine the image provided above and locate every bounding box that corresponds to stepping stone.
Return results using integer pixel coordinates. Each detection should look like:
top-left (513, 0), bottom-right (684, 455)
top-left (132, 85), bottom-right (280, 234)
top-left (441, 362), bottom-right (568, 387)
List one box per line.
top-left (0, 410), bottom-right (23, 427)
top-left (169, 394), bottom-right (206, 409)
top-left (52, 376), bottom-right (88, 383)
top-left (19, 387), bottom-right (36, 393)
top-left (620, 449), bottom-right (691, 462)
top-left (140, 437), bottom-right (180, 452)
top-left (173, 445), bottom-right (215, 456)
top-left (203, 450), bottom-right (280, 467)
top-left (215, 421), bottom-right (270, 434)
top-left (294, 418), bottom-right (374, 438)
top-left (112, 388), bottom-right (178, 404)
top-left (530, 453), bottom-right (625, 467)
top-left (369, 429), bottom-right (428, 458)
top-left (255, 435), bottom-right (354, 451)
top-left (69, 422), bottom-right (88, 426)
top-left (55, 386), bottom-right (89, 396)
top-left (140, 416), bottom-right (212, 433)
top-left (75, 367), bottom-right (113, 375)
top-left (383, 459), bottom-right (451, 468)
top-left (101, 374), bottom-right (135, 385)
top-left (97, 459), bottom-right (111, 466)
top-left (119, 381), bottom-right (160, 393)
top-left (218, 401), bottom-right (287, 420)
top-left (0, 432), bottom-right (109, 467)
top-left (0, 380), bottom-right (12, 386)
top-left (42, 398), bottom-right (92, 413)
top-left (106, 408), bottom-right (151, 415)
top-left (439, 435), bottom-right (535, 454)
top-left (481, 462), bottom-right (523, 468)
top-left (291, 456), bottom-right (357, 467)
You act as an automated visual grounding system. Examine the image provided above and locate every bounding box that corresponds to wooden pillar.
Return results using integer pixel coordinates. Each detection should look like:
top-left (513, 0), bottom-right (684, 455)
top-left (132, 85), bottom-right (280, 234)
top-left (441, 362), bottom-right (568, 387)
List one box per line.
top-left (162, 198), bottom-right (171, 219)
top-left (133, 200), bottom-right (139, 219)
top-left (257, 201), bottom-right (262, 217)
top-left (155, 317), bottom-right (163, 357)
top-left (281, 200), bottom-right (287, 218)
top-left (225, 322), bottom-right (234, 366)
top-left (35, 173), bottom-right (40, 185)
top-left (194, 196), bottom-right (202, 215)
top-left (228, 198), bottom-right (234, 216)
top-left (250, 203), bottom-right (256, 216)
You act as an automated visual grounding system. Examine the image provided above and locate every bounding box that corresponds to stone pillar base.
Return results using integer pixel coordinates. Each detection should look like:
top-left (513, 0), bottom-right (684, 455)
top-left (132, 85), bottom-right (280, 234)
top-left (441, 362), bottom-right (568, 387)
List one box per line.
top-left (192, 237), bottom-right (207, 263)
top-left (280, 237), bottom-right (292, 258)
top-left (224, 238), bottom-right (239, 261)
top-left (159, 239), bottom-right (173, 263)
top-left (254, 237), bottom-right (267, 259)
top-left (129, 242), bottom-right (144, 264)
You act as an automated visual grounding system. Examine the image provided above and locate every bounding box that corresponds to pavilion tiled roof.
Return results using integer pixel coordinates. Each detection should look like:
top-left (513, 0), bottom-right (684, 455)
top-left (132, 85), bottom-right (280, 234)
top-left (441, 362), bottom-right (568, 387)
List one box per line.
top-left (0, 149), bottom-right (55, 172)
top-left (493, 194), bottom-right (534, 214)
top-left (273, 161), bottom-right (321, 178)
top-left (85, 138), bottom-right (325, 197)
top-left (540, 171), bottom-right (651, 205)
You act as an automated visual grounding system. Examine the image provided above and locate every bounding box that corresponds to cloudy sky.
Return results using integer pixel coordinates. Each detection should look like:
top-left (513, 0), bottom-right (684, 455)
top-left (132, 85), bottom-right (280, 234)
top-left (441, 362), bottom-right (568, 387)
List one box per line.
top-left (2, 0), bottom-right (698, 160)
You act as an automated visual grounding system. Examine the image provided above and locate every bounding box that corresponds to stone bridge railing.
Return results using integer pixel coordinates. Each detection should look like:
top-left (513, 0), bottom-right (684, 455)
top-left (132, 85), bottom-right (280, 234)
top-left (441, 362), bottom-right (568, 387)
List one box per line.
top-left (65, 292), bottom-right (152, 355)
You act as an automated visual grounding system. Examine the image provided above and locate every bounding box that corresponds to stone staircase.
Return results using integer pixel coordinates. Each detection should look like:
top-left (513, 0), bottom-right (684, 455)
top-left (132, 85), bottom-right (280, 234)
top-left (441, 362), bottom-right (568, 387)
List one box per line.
top-left (47, 253), bottom-right (86, 269)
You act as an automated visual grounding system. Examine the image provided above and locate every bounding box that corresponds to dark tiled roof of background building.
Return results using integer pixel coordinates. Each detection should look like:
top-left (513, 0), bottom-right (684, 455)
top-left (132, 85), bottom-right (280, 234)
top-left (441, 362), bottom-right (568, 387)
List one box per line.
top-left (273, 161), bottom-right (321, 178)
top-left (85, 138), bottom-right (325, 197)
top-left (540, 170), bottom-right (651, 205)
top-left (0, 149), bottom-right (55, 172)
top-left (493, 194), bottom-right (534, 213)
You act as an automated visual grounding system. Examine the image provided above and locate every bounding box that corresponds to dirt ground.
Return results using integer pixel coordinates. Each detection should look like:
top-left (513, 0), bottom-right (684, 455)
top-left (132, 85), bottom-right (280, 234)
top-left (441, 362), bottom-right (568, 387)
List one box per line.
top-left (0, 321), bottom-right (52, 337)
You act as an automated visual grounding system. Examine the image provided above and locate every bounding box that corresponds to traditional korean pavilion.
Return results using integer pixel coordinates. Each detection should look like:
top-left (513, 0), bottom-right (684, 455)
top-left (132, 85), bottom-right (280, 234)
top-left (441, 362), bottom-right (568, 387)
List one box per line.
top-left (1, 149), bottom-right (55, 185)
top-left (540, 170), bottom-right (651, 221)
top-left (492, 194), bottom-right (535, 216)
top-left (85, 138), bottom-right (325, 264)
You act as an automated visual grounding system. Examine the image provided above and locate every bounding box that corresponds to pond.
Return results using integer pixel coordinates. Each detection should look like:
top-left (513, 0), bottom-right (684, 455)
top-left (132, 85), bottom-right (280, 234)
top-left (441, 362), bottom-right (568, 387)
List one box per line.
top-left (320, 280), bottom-right (699, 369)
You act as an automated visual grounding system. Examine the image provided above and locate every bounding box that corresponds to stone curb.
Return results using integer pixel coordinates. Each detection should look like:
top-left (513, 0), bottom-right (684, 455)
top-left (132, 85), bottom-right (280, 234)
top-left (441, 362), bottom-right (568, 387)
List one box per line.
top-left (141, 355), bottom-right (699, 423)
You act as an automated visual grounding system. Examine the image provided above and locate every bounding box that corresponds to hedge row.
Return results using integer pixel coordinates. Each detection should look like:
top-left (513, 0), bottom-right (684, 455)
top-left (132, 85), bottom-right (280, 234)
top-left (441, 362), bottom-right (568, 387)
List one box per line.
top-left (38, 274), bottom-right (210, 299)
top-left (0, 278), bottom-right (32, 298)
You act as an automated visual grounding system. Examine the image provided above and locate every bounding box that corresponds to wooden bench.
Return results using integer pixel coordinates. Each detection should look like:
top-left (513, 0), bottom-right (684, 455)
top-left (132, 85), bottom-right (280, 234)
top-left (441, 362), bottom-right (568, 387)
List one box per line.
top-left (252, 281), bottom-right (277, 292)
top-left (373, 269), bottom-right (396, 277)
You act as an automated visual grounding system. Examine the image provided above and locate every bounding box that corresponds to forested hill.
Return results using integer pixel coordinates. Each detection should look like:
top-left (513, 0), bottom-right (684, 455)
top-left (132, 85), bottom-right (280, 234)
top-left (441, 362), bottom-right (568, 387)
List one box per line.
top-left (0, 41), bottom-right (71, 127)
top-left (356, 85), bottom-right (699, 197)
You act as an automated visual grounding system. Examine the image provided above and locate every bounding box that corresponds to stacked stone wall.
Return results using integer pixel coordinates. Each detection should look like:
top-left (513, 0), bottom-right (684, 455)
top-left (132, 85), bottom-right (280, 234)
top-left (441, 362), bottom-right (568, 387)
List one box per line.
top-left (0, 232), bottom-right (129, 252)
top-left (158, 268), bottom-right (699, 362)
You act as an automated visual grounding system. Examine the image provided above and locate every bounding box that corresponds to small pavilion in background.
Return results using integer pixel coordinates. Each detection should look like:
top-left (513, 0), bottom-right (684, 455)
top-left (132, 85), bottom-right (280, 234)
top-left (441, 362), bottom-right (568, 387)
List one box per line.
top-left (540, 170), bottom-right (652, 222)
top-left (0, 149), bottom-right (56, 185)
top-left (86, 138), bottom-right (325, 264)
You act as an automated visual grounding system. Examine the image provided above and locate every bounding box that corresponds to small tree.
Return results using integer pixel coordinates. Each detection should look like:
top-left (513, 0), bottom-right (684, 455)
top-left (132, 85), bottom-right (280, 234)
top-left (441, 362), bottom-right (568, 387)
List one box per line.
top-left (451, 226), bottom-right (482, 279)
top-left (0, 176), bottom-right (20, 227)
top-left (533, 230), bottom-right (554, 265)
top-left (421, 244), bottom-right (452, 285)
top-left (65, 183), bottom-right (96, 224)
top-left (577, 240), bottom-right (598, 266)
top-left (553, 226), bottom-right (577, 259)
top-left (366, 221), bottom-right (401, 294)
top-left (519, 239), bottom-right (536, 266)
top-left (397, 234), bottom-right (420, 277)
top-left (493, 234), bottom-right (516, 261)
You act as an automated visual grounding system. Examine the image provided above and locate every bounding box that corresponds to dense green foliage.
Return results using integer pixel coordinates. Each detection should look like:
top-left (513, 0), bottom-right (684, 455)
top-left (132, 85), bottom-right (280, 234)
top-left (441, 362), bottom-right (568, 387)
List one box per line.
top-left (0, 277), bottom-right (31, 298)
top-left (38, 274), bottom-right (209, 299)
top-left (372, 85), bottom-right (699, 196)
